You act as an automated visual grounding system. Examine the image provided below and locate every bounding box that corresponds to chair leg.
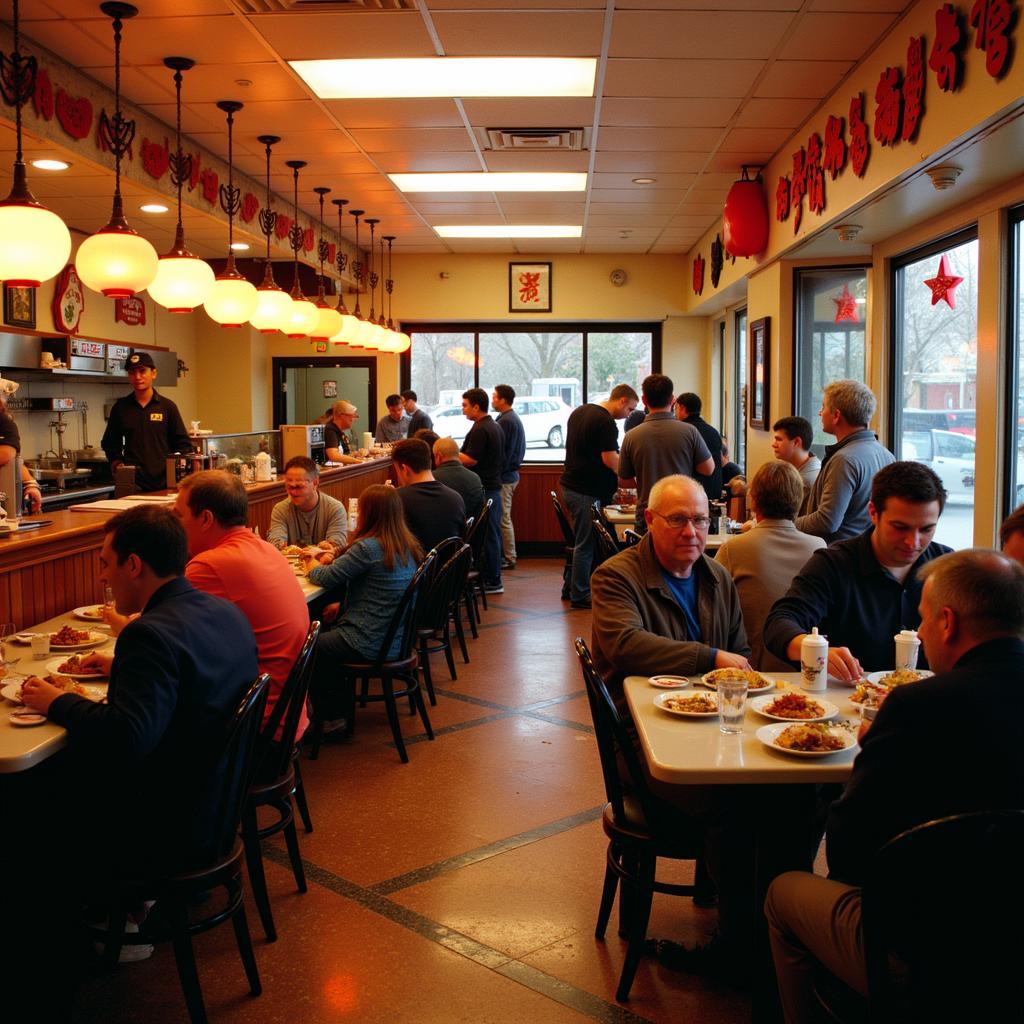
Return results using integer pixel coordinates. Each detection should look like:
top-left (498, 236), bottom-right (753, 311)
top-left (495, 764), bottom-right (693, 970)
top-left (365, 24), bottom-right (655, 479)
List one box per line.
top-left (411, 674), bottom-right (434, 740)
top-left (418, 640), bottom-right (436, 706)
top-left (382, 675), bottom-right (408, 763)
top-left (595, 848), bottom-right (619, 940)
top-left (359, 676), bottom-right (369, 707)
top-left (292, 754), bottom-right (314, 834)
top-left (241, 808), bottom-right (277, 943)
top-left (168, 897), bottom-right (209, 1024)
top-left (464, 587), bottom-right (479, 639)
top-left (478, 578), bottom-right (488, 611)
top-left (561, 561), bottom-right (572, 601)
top-left (616, 856), bottom-right (656, 1002)
top-left (453, 604), bottom-right (470, 663)
top-left (282, 813), bottom-right (308, 894)
top-left (229, 891), bottom-right (263, 998)
top-left (442, 621), bottom-right (457, 681)
top-left (99, 901), bottom-right (130, 969)
top-left (617, 847), bottom-right (638, 939)
top-left (308, 706), bottom-right (324, 761)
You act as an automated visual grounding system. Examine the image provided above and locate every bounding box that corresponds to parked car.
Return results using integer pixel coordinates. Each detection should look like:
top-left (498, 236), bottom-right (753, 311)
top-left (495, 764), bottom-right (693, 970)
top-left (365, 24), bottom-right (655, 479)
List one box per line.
top-left (902, 428), bottom-right (976, 502)
top-left (428, 396), bottom-right (573, 448)
top-left (903, 408), bottom-right (976, 437)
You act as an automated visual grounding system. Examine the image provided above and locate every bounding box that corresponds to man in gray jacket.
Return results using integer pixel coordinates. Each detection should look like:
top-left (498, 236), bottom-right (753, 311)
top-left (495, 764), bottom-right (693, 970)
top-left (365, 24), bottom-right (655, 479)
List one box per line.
top-left (795, 379), bottom-right (894, 543)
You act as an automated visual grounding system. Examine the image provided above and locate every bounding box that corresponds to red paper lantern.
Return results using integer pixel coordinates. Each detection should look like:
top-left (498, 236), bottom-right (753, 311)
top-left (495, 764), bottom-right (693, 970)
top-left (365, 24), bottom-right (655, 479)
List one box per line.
top-left (723, 167), bottom-right (769, 258)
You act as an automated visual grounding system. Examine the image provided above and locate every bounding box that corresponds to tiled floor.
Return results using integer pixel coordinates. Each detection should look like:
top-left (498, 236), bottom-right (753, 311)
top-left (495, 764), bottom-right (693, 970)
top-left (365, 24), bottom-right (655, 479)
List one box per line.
top-left (73, 559), bottom-right (751, 1023)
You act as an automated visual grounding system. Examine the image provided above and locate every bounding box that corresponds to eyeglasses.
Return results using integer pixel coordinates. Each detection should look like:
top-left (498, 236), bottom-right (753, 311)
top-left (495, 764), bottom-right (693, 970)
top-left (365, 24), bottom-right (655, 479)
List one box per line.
top-left (649, 510), bottom-right (711, 530)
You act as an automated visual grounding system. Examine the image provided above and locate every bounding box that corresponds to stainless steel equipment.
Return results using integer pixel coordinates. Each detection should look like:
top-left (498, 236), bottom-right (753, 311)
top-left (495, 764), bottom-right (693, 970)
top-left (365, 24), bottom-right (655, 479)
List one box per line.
top-left (280, 424), bottom-right (326, 465)
top-left (0, 454), bottom-right (23, 516)
top-left (166, 452), bottom-right (218, 489)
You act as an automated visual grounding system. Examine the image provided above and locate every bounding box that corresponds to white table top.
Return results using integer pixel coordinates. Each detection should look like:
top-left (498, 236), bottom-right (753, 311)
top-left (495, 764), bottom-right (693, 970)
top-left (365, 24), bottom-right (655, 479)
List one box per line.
top-left (624, 672), bottom-right (860, 785)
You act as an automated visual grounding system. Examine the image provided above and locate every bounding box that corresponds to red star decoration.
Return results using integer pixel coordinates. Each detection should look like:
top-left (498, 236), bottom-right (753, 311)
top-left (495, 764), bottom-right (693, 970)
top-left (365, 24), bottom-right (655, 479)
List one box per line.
top-left (923, 253), bottom-right (964, 308)
top-left (832, 284), bottom-right (859, 323)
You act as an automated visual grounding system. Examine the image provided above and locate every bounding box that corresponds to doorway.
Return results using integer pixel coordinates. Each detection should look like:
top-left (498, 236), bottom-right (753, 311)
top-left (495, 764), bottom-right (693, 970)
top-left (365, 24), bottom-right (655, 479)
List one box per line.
top-left (272, 357), bottom-right (378, 437)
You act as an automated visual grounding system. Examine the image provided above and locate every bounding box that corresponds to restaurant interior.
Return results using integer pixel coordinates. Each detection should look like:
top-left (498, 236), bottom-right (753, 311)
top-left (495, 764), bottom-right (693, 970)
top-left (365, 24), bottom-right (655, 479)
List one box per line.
top-left (0, 0), bottom-right (1022, 1021)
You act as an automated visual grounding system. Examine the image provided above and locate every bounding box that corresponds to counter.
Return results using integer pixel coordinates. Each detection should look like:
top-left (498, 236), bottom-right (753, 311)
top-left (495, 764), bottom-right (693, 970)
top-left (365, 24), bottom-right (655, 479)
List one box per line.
top-left (0, 457), bottom-right (391, 630)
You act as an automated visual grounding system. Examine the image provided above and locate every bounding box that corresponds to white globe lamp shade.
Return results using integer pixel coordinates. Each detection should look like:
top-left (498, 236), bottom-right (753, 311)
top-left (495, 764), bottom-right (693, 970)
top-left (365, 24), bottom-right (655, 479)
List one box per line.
top-left (393, 331), bottom-right (411, 354)
top-left (148, 254), bottom-right (215, 313)
top-left (284, 296), bottom-right (320, 339)
top-left (250, 284), bottom-right (292, 334)
top-left (353, 317), bottom-right (378, 348)
top-left (310, 301), bottom-right (342, 342)
top-left (0, 199), bottom-right (72, 286)
top-left (336, 312), bottom-right (361, 344)
top-left (77, 226), bottom-right (159, 298)
top-left (204, 271), bottom-right (258, 327)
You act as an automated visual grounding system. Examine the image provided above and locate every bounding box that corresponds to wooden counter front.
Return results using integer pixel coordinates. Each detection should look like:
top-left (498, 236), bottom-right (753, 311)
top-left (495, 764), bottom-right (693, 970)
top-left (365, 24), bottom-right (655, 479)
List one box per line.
top-left (0, 459), bottom-right (390, 630)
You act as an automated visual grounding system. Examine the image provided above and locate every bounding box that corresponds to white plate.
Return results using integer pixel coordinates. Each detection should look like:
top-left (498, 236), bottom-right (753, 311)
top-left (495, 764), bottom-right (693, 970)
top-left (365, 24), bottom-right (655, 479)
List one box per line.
top-left (866, 669), bottom-right (933, 687)
top-left (654, 692), bottom-right (719, 717)
top-left (73, 605), bottom-right (106, 621)
top-left (749, 694), bottom-right (839, 723)
top-left (48, 632), bottom-right (108, 651)
top-left (756, 722), bottom-right (858, 758)
top-left (8, 711), bottom-right (46, 727)
top-left (44, 657), bottom-right (109, 680)
top-left (648, 675), bottom-right (690, 689)
top-left (699, 670), bottom-right (774, 695)
top-left (2, 682), bottom-right (24, 704)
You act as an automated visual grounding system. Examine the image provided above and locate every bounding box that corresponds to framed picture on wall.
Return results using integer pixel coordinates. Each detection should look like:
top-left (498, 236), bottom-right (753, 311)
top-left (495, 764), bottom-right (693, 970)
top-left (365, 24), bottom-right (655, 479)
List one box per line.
top-left (3, 283), bottom-right (36, 329)
top-left (509, 261), bottom-right (552, 313)
top-left (323, 379), bottom-right (337, 398)
top-left (748, 317), bottom-right (770, 430)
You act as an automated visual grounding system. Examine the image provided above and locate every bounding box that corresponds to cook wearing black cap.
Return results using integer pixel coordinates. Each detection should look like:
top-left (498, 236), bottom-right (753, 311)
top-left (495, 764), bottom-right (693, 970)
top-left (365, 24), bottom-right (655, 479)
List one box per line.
top-left (101, 350), bottom-right (193, 492)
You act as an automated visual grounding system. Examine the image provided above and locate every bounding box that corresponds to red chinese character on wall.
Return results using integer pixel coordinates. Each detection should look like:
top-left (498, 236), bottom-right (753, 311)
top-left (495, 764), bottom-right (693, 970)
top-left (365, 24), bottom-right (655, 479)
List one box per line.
top-left (873, 67), bottom-right (902, 146)
top-left (970, 0), bottom-right (1015, 79)
top-left (518, 272), bottom-right (540, 304)
top-left (59, 90), bottom-right (93, 141)
top-left (188, 152), bottom-right (201, 193)
top-left (140, 136), bottom-right (170, 180)
top-left (849, 93), bottom-right (870, 177)
top-left (275, 214), bottom-right (292, 240)
top-left (929, 3), bottom-right (965, 91)
top-left (199, 167), bottom-right (219, 205)
top-left (823, 115), bottom-right (847, 180)
top-left (692, 254), bottom-right (705, 296)
top-left (776, 176), bottom-right (791, 221)
top-left (303, 227), bottom-right (315, 253)
top-left (789, 147), bottom-right (807, 231)
top-left (805, 133), bottom-right (825, 216)
top-left (902, 36), bottom-right (926, 142)
top-left (240, 192), bottom-right (259, 223)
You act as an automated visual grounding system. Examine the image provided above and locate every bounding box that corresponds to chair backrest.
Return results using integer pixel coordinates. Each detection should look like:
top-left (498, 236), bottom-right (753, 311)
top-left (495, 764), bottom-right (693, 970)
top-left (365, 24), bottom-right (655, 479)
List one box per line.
top-left (590, 506), bottom-right (621, 566)
top-left (550, 490), bottom-right (575, 547)
top-left (259, 620), bottom-right (321, 779)
top-left (462, 515), bottom-right (475, 540)
top-left (862, 809), bottom-right (1024, 1020)
top-left (622, 528), bottom-right (643, 547)
top-left (418, 541), bottom-right (472, 632)
top-left (210, 674), bottom-right (270, 858)
top-left (465, 498), bottom-right (492, 565)
top-left (574, 637), bottom-right (665, 829)
top-left (372, 549), bottom-right (437, 663)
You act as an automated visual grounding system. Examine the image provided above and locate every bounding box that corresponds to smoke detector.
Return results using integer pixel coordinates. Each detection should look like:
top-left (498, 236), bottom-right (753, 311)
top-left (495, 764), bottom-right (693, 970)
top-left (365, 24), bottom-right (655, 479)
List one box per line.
top-left (610, 268), bottom-right (627, 287)
top-left (925, 164), bottom-right (962, 190)
top-left (834, 224), bottom-right (862, 242)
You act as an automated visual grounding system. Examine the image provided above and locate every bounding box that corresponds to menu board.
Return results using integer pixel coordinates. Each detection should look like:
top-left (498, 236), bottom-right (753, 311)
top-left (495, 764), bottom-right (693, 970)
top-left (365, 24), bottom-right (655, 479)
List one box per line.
top-left (106, 344), bottom-right (131, 375)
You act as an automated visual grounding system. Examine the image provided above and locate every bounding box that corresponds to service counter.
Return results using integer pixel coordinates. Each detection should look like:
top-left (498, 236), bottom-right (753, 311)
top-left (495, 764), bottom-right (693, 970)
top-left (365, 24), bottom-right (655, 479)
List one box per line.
top-left (0, 458), bottom-right (391, 630)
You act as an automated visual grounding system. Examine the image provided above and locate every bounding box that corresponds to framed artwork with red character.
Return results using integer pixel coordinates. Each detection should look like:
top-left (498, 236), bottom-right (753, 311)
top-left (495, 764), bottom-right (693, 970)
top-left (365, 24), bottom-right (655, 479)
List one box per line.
top-left (509, 262), bottom-right (552, 313)
top-left (748, 317), bottom-right (771, 431)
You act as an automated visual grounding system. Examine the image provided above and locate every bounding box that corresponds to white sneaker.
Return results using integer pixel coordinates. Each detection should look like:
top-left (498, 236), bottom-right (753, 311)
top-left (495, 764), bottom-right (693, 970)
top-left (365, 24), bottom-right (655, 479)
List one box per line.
top-left (94, 918), bottom-right (154, 963)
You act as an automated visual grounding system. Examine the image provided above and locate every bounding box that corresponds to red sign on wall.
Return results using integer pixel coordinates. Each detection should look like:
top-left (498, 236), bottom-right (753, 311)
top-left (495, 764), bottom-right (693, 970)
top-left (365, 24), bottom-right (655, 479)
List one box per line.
top-left (114, 296), bottom-right (146, 326)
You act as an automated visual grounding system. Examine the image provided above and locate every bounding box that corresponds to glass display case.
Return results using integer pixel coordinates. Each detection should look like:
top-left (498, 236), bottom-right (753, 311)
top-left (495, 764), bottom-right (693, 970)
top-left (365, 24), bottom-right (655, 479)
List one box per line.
top-left (192, 430), bottom-right (281, 475)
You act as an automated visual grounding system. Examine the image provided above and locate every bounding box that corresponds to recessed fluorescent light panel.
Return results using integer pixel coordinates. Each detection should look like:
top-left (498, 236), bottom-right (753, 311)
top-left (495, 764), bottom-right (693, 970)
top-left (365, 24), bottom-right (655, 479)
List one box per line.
top-left (289, 58), bottom-right (596, 99)
top-left (391, 172), bottom-right (587, 193)
top-left (435, 225), bottom-right (583, 239)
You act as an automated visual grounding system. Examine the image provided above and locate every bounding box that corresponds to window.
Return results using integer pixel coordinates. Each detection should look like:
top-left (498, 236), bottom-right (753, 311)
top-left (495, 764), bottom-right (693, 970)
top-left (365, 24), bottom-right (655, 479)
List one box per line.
top-left (733, 308), bottom-right (747, 472)
top-left (405, 323), bottom-right (658, 461)
top-left (1008, 206), bottom-right (1024, 514)
top-left (892, 231), bottom-right (978, 549)
top-left (794, 267), bottom-right (869, 455)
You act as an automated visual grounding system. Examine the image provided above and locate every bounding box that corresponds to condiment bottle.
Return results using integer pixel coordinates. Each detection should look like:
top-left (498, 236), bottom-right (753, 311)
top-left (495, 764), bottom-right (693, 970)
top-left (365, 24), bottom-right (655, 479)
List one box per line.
top-left (800, 627), bottom-right (828, 692)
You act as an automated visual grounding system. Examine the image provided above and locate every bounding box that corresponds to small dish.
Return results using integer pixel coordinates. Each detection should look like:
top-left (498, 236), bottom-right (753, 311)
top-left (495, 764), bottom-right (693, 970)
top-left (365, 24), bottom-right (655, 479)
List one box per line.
top-left (648, 675), bottom-right (690, 689)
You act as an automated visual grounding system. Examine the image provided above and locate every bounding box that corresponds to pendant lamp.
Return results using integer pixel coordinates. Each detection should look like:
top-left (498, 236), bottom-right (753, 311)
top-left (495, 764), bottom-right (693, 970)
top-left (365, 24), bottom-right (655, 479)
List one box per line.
top-left (329, 198), bottom-right (359, 346)
top-left (376, 236), bottom-right (398, 352)
top-left (360, 217), bottom-right (382, 351)
top-left (345, 209), bottom-right (372, 348)
top-left (77, 3), bottom-right (158, 297)
top-left (309, 187), bottom-right (342, 342)
top-left (203, 101), bottom-right (258, 327)
top-left (385, 235), bottom-right (411, 354)
top-left (282, 161), bottom-right (319, 339)
top-left (249, 135), bottom-right (292, 334)
top-left (0, 0), bottom-right (72, 286)
top-left (147, 57), bottom-right (214, 313)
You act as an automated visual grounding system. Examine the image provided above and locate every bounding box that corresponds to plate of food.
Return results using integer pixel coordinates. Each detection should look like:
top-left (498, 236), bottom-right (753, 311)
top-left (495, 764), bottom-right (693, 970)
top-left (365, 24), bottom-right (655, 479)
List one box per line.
top-left (73, 605), bottom-right (107, 622)
top-left (866, 669), bottom-right (933, 689)
top-left (756, 722), bottom-right (858, 758)
top-left (648, 674), bottom-right (690, 689)
top-left (849, 680), bottom-right (888, 707)
top-left (47, 626), bottom-right (108, 651)
top-left (699, 668), bottom-right (775, 695)
top-left (749, 692), bottom-right (838, 723)
top-left (654, 691), bottom-right (719, 717)
top-left (2, 682), bottom-right (24, 704)
top-left (45, 654), bottom-right (108, 680)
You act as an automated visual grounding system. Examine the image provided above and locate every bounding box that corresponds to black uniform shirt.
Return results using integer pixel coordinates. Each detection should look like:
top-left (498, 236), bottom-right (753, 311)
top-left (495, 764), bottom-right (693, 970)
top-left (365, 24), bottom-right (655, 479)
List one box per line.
top-left (324, 421), bottom-right (352, 455)
top-left (101, 389), bottom-right (192, 492)
top-left (0, 406), bottom-right (22, 454)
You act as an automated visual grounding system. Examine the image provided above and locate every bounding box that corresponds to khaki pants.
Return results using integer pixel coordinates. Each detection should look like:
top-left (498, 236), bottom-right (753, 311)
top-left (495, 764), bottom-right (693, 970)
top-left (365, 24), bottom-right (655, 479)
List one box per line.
top-left (764, 871), bottom-right (868, 1023)
top-left (500, 480), bottom-right (518, 564)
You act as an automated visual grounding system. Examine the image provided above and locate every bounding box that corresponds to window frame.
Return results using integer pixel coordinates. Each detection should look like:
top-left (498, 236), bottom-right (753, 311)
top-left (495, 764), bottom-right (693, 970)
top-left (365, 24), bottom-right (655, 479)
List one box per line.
top-left (1005, 204), bottom-right (1024, 514)
top-left (733, 307), bottom-right (747, 472)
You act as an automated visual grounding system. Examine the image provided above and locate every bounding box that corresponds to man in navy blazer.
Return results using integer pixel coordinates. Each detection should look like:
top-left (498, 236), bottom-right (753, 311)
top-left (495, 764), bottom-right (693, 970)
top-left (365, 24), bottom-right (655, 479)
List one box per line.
top-left (22, 504), bottom-right (258, 869)
top-left (764, 549), bottom-right (1024, 1022)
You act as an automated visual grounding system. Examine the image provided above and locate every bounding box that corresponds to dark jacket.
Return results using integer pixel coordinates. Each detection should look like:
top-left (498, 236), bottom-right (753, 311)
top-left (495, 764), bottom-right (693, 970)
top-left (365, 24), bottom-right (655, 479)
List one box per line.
top-left (762, 528), bottom-right (951, 672)
top-left (48, 577), bottom-right (258, 866)
top-left (434, 459), bottom-right (485, 519)
top-left (591, 532), bottom-right (750, 691)
top-left (827, 637), bottom-right (1024, 885)
top-left (685, 414), bottom-right (724, 502)
top-left (497, 409), bottom-right (526, 484)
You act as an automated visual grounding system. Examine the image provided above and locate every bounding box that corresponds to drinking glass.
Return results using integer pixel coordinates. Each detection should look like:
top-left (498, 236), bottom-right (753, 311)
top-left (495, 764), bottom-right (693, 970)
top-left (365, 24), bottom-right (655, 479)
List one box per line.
top-left (0, 622), bottom-right (20, 677)
top-left (717, 677), bottom-right (748, 734)
top-left (103, 586), bottom-right (115, 609)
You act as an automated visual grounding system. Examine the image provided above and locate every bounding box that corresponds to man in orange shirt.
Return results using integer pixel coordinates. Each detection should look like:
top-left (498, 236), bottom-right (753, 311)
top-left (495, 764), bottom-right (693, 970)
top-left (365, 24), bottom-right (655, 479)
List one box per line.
top-left (173, 470), bottom-right (310, 739)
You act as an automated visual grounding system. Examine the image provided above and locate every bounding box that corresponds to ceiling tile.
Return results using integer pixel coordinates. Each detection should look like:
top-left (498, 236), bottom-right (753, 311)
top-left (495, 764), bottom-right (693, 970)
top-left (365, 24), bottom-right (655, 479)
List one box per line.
top-left (603, 59), bottom-right (764, 98)
top-left (432, 12), bottom-right (605, 55)
top-left (670, 214), bottom-right (720, 227)
top-left (593, 172), bottom-right (697, 189)
top-left (462, 98), bottom-right (597, 127)
top-left (705, 152), bottom-right (773, 173)
top-left (734, 96), bottom-right (819, 128)
top-left (377, 152), bottom-right (484, 173)
top-left (718, 126), bottom-right (795, 152)
top-left (594, 152), bottom-right (710, 173)
top-left (482, 152), bottom-right (590, 172)
top-left (597, 127), bottom-right (727, 151)
top-left (20, 20), bottom-right (116, 66)
top-left (610, 11), bottom-right (796, 59)
top-left (601, 97), bottom-right (741, 128)
top-left (672, 202), bottom-right (726, 216)
top-left (588, 191), bottom-right (686, 207)
top-left (237, 152), bottom-right (380, 180)
top-left (614, 0), bottom-right (802, 10)
top-left (809, 0), bottom-right (910, 14)
top-left (323, 99), bottom-right (464, 130)
top-left (499, 202), bottom-right (587, 218)
top-left (778, 13), bottom-right (900, 61)
top-left (186, 100), bottom-right (338, 135)
top-left (587, 214), bottom-right (677, 228)
top-left (412, 202), bottom-right (504, 216)
top-left (250, 12), bottom-right (437, 60)
top-left (349, 128), bottom-right (477, 153)
top-left (754, 60), bottom-right (855, 98)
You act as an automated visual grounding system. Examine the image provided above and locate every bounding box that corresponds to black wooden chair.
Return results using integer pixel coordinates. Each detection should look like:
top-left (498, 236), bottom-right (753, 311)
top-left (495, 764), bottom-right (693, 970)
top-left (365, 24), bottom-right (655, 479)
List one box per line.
top-left (574, 639), bottom-right (701, 1002)
top-left (92, 675), bottom-right (271, 1024)
top-left (622, 528), bottom-right (643, 547)
top-left (416, 538), bottom-right (473, 703)
top-left (463, 498), bottom-right (493, 626)
top-left (550, 490), bottom-right (575, 600)
top-left (308, 552), bottom-right (436, 763)
top-left (241, 621), bottom-right (321, 943)
top-left (590, 506), bottom-right (622, 567)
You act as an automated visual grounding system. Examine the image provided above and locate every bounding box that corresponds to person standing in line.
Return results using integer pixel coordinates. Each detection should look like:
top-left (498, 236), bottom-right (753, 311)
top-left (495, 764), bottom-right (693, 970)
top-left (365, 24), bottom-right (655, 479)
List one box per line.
top-left (558, 383), bottom-right (639, 609)
top-left (401, 390), bottom-right (433, 436)
top-left (675, 392), bottom-right (724, 504)
top-left (459, 388), bottom-right (506, 594)
top-left (618, 375), bottom-right (713, 534)
top-left (374, 394), bottom-right (411, 444)
top-left (772, 416), bottom-right (821, 509)
top-left (492, 385), bottom-right (526, 570)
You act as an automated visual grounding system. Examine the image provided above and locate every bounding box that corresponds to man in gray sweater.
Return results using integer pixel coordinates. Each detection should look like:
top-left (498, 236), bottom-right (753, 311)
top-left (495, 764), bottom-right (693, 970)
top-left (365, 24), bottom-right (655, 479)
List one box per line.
top-left (795, 380), bottom-right (894, 543)
top-left (267, 456), bottom-right (348, 550)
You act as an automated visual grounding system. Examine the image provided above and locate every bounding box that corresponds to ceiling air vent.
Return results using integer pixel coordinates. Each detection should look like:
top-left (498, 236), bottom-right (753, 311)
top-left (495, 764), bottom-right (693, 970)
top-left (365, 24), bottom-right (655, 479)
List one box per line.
top-left (234, 0), bottom-right (415, 14)
top-left (482, 128), bottom-right (590, 152)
